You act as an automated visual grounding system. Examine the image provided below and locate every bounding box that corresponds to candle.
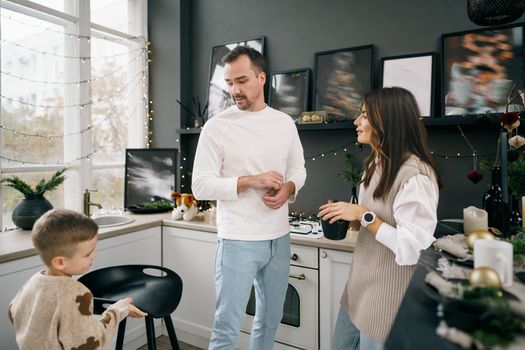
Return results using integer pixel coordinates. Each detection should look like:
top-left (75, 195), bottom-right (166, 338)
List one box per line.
top-left (463, 206), bottom-right (488, 234)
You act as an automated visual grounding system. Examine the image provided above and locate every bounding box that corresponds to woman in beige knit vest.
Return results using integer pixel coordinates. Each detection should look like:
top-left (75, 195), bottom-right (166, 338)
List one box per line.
top-left (320, 87), bottom-right (442, 350)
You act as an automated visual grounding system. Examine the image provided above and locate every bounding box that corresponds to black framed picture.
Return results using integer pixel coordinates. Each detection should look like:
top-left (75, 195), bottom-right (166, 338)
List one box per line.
top-left (442, 23), bottom-right (525, 116)
top-left (124, 148), bottom-right (178, 208)
top-left (268, 68), bottom-right (310, 121)
top-left (206, 36), bottom-right (265, 120)
top-left (314, 45), bottom-right (373, 122)
top-left (381, 52), bottom-right (436, 117)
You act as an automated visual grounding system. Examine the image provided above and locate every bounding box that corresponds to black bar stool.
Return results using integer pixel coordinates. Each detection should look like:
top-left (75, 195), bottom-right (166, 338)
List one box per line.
top-left (78, 264), bottom-right (183, 350)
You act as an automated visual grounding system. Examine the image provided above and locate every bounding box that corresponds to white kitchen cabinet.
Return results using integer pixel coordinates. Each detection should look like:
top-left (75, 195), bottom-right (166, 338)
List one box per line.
top-left (162, 226), bottom-right (218, 349)
top-left (0, 253), bottom-right (44, 350)
top-left (0, 227), bottom-right (161, 350)
top-left (319, 248), bottom-right (353, 350)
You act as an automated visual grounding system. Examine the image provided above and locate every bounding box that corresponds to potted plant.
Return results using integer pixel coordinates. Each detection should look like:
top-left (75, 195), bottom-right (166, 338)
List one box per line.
top-left (337, 153), bottom-right (363, 204)
top-left (1, 168), bottom-right (67, 230)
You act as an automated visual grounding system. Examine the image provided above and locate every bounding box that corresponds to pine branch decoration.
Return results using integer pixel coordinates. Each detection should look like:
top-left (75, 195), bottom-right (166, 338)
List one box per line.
top-left (337, 154), bottom-right (363, 185)
top-left (1, 168), bottom-right (67, 197)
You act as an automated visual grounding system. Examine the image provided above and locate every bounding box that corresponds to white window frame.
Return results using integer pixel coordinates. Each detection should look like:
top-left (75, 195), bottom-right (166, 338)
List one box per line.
top-left (0, 0), bottom-right (148, 227)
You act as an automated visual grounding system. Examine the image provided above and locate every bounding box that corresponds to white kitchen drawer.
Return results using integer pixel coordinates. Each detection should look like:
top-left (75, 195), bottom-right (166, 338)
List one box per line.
top-left (290, 244), bottom-right (318, 269)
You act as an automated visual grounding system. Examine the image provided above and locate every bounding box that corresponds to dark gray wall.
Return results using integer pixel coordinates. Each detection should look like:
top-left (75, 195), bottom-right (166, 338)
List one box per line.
top-left (149, 0), bottom-right (525, 218)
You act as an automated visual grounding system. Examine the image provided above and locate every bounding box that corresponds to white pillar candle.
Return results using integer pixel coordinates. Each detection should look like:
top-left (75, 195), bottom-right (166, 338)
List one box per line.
top-left (463, 206), bottom-right (489, 234)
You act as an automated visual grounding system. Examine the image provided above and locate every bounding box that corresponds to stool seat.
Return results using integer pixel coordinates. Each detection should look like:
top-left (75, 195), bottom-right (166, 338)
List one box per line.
top-left (78, 264), bottom-right (183, 350)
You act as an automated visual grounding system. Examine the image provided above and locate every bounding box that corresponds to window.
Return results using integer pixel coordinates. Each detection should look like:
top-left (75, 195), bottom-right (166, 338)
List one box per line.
top-left (0, 0), bottom-right (148, 228)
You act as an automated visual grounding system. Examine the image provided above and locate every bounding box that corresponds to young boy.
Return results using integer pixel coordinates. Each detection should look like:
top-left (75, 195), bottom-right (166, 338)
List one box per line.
top-left (8, 208), bottom-right (147, 350)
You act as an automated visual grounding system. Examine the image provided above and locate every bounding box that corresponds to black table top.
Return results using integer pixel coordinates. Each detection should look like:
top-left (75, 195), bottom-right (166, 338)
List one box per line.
top-left (385, 248), bottom-right (463, 350)
top-left (385, 221), bottom-right (465, 350)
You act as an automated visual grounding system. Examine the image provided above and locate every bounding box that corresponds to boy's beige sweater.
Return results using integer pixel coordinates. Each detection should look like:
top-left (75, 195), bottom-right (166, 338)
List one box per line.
top-left (8, 270), bottom-right (129, 350)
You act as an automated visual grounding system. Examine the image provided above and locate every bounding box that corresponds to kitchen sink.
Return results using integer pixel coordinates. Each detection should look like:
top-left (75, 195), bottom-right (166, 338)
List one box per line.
top-left (93, 215), bottom-right (135, 228)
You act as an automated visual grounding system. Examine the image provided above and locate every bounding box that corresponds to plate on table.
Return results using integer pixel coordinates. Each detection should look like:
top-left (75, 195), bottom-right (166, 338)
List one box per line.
top-left (421, 278), bottom-right (519, 302)
top-left (126, 205), bottom-right (173, 214)
top-left (439, 250), bottom-right (474, 268)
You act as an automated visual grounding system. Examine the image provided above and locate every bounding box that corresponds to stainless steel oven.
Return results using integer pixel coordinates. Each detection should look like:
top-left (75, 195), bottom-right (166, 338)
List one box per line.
top-left (240, 244), bottom-right (319, 349)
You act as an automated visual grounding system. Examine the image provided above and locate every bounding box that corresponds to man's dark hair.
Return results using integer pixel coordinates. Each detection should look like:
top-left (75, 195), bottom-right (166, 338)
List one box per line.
top-left (221, 46), bottom-right (266, 74)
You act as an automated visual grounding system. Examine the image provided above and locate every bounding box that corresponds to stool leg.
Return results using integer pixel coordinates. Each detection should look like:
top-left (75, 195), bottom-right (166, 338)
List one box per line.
top-left (116, 318), bottom-right (127, 350)
top-left (164, 316), bottom-right (180, 350)
top-left (145, 316), bottom-right (157, 350)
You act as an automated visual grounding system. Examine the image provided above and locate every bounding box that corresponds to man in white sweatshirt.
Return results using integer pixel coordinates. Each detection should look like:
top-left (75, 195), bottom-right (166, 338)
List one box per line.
top-left (192, 46), bottom-right (306, 350)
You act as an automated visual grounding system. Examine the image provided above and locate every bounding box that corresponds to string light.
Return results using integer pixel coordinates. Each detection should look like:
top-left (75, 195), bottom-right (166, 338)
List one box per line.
top-left (0, 69), bottom-right (145, 108)
top-left (0, 14), bottom-right (145, 44)
top-left (0, 151), bottom-right (98, 166)
top-left (2, 98), bottom-right (143, 139)
top-left (1, 50), bottom-right (144, 86)
top-left (1, 38), bottom-right (145, 60)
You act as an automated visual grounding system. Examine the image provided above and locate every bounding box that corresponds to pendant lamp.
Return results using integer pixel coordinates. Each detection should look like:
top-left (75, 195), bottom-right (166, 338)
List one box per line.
top-left (467, 0), bottom-right (525, 26)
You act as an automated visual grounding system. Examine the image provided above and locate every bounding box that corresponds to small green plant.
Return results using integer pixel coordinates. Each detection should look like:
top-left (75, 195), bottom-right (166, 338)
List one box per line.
top-left (508, 155), bottom-right (525, 197)
top-left (143, 199), bottom-right (173, 209)
top-left (337, 154), bottom-right (362, 185)
top-left (1, 168), bottom-right (67, 197)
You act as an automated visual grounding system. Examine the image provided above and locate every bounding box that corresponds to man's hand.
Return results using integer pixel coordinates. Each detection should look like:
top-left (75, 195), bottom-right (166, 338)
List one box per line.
top-left (238, 171), bottom-right (284, 193)
top-left (262, 181), bottom-right (295, 209)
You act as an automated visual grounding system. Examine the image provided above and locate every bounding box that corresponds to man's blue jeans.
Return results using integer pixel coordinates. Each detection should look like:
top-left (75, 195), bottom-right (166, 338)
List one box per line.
top-left (208, 234), bottom-right (290, 350)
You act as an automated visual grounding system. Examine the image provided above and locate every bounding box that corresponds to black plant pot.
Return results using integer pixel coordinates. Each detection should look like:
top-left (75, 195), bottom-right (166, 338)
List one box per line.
top-left (12, 195), bottom-right (53, 230)
top-left (321, 219), bottom-right (349, 240)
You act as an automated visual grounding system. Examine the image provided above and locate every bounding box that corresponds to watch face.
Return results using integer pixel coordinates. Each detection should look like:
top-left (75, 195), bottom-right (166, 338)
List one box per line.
top-left (364, 212), bottom-right (374, 223)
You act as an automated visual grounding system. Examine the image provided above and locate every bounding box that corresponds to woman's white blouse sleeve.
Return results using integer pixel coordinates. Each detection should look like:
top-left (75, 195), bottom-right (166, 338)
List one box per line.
top-left (375, 174), bottom-right (439, 266)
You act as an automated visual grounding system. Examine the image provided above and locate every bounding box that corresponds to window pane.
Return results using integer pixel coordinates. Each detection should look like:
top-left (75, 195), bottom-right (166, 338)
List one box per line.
top-left (92, 167), bottom-right (125, 211)
top-left (91, 0), bottom-right (129, 33)
top-left (30, 0), bottom-right (65, 13)
top-left (91, 35), bottom-right (138, 165)
top-left (1, 9), bottom-right (66, 166)
top-left (1, 171), bottom-right (65, 229)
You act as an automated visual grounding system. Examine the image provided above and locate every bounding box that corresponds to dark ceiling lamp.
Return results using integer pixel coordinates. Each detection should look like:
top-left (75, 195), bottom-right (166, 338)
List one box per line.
top-left (467, 0), bottom-right (525, 26)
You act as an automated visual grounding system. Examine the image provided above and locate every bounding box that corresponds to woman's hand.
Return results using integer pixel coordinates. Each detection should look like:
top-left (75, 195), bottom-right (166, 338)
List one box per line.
top-left (319, 201), bottom-right (367, 224)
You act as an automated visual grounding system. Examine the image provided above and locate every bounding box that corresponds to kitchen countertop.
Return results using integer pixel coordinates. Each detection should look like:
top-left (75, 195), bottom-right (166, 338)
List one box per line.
top-left (0, 213), bottom-right (357, 264)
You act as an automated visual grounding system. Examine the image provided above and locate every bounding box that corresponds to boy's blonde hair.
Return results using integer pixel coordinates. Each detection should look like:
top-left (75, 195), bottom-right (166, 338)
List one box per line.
top-left (32, 208), bottom-right (98, 266)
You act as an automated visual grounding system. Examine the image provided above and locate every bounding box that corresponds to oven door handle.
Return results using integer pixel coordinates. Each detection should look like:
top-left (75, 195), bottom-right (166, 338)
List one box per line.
top-left (289, 273), bottom-right (306, 280)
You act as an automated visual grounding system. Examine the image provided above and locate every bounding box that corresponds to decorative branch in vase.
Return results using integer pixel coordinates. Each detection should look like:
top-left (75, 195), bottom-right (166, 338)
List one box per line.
top-left (337, 153), bottom-right (363, 204)
top-left (1, 168), bottom-right (67, 230)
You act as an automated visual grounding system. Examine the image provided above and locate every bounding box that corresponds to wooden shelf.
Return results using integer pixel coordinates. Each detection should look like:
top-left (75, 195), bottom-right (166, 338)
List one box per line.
top-left (177, 127), bottom-right (202, 134)
top-left (175, 113), bottom-right (513, 134)
top-left (296, 121), bottom-right (355, 131)
top-left (422, 114), bottom-right (499, 127)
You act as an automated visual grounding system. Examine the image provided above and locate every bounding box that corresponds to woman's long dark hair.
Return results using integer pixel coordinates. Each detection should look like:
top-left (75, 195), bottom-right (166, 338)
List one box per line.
top-left (361, 87), bottom-right (443, 199)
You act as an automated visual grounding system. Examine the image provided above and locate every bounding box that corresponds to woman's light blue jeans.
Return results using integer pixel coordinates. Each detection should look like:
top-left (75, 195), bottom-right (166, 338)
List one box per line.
top-left (208, 234), bottom-right (290, 350)
top-left (332, 308), bottom-right (384, 350)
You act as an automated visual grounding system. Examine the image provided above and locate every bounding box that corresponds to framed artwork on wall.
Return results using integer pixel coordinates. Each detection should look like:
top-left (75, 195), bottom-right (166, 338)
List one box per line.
top-left (314, 45), bottom-right (373, 122)
top-left (442, 23), bottom-right (525, 116)
top-left (124, 148), bottom-right (178, 208)
top-left (268, 68), bottom-right (310, 121)
top-left (381, 52), bottom-right (436, 117)
top-left (206, 36), bottom-right (266, 120)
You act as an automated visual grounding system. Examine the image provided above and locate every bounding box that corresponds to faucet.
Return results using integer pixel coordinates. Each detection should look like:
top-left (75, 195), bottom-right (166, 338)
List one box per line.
top-left (83, 189), bottom-right (102, 217)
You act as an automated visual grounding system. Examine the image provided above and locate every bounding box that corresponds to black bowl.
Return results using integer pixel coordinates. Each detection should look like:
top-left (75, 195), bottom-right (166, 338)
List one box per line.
top-left (321, 219), bottom-right (349, 240)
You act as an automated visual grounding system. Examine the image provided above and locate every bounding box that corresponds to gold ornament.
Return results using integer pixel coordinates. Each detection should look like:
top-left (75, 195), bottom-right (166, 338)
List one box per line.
top-left (467, 230), bottom-right (495, 251)
top-left (469, 266), bottom-right (502, 289)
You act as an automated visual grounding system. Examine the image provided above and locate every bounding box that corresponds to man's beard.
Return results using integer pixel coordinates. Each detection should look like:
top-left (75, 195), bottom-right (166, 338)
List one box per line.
top-left (233, 94), bottom-right (251, 110)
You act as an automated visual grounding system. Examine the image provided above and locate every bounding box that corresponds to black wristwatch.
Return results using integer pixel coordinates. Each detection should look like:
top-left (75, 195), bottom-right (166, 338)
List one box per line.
top-left (360, 211), bottom-right (376, 228)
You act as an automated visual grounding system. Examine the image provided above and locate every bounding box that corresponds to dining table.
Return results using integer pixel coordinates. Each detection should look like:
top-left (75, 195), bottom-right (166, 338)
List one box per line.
top-left (385, 221), bottom-right (525, 350)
